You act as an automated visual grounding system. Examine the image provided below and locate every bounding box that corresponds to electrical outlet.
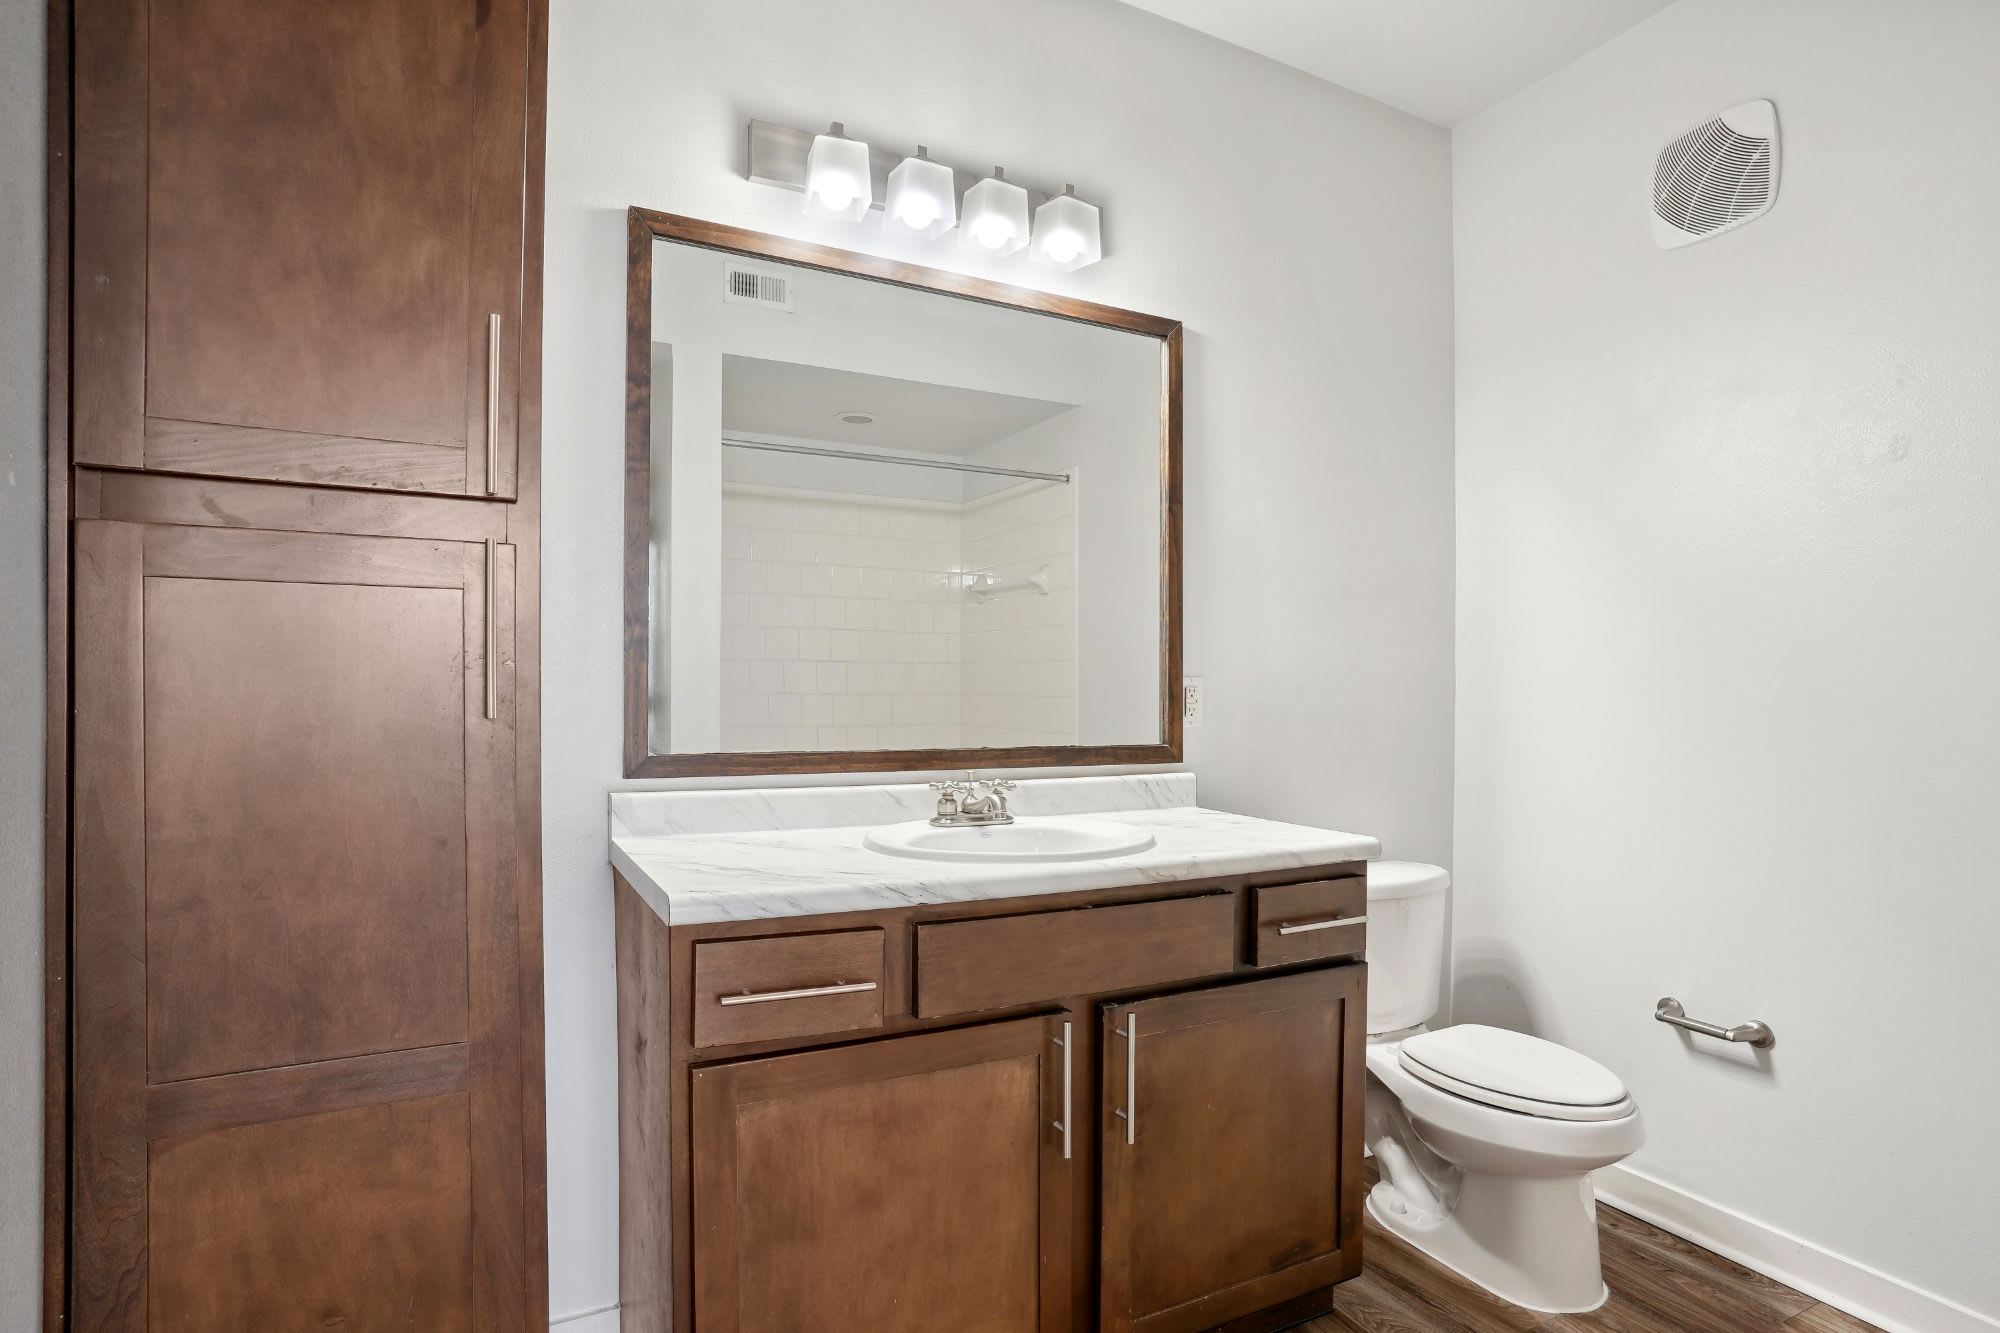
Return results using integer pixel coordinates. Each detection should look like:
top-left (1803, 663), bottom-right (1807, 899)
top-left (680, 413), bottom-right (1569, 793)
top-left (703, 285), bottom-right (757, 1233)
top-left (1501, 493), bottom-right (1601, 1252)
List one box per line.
top-left (1182, 676), bottom-right (1204, 726)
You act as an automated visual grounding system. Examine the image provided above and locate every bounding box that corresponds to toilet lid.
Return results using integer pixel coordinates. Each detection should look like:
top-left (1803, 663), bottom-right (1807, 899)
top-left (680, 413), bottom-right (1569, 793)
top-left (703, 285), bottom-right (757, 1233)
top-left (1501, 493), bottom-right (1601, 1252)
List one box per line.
top-left (1367, 860), bottom-right (1450, 901)
top-left (1399, 1025), bottom-right (1632, 1122)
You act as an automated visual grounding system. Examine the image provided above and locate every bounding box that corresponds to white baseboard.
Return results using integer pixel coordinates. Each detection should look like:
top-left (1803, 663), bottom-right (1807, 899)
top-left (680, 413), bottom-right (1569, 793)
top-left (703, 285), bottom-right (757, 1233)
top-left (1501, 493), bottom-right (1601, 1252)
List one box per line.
top-left (1595, 1165), bottom-right (2000, 1333)
top-left (551, 1303), bottom-right (619, 1332)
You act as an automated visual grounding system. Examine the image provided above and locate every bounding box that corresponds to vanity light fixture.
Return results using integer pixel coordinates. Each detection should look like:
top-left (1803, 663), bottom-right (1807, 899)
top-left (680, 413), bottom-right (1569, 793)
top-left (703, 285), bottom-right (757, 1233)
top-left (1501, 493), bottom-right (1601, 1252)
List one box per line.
top-left (1029, 185), bottom-right (1103, 271)
top-left (803, 122), bottom-right (872, 221)
top-left (958, 168), bottom-right (1031, 257)
top-left (746, 120), bottom-right (1105, 266)
top-left (884, 146), bottom-right (957, 238)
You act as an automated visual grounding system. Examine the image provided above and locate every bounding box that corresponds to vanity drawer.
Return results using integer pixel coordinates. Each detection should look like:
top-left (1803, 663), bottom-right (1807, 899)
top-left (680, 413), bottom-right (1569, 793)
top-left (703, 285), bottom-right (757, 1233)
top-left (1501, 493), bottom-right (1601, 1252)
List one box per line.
top-left (1252, 877), bottom-right (1367, 966)
top-left (914, 893), bottom-right (1235, 1019)
top-left (692, 929), bottom-right (886, 1049)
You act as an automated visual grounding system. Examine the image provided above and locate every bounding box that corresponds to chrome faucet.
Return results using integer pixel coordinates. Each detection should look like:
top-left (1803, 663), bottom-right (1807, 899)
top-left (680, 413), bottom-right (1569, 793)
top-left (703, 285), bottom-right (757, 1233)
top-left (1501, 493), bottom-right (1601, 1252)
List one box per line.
top-left (929, 775), bottom-right (1017, 827)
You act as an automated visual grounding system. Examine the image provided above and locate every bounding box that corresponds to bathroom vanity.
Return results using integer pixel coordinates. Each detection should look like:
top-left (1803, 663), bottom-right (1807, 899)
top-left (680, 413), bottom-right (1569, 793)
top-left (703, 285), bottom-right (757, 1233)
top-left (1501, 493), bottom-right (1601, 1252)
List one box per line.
top-left (611, 776), bottom-right (1379, 1333)
top-left (608, 218), bottom-right (1368, 1331)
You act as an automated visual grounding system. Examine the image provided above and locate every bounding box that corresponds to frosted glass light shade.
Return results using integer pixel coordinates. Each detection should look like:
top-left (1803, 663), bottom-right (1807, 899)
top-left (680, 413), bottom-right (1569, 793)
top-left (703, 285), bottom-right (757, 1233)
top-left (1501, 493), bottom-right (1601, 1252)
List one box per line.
top-left (1030, 187), bottom-right (1102, 271)
top-left (884, 147), bottom-right (957, 239)
top-left (958, 169), bottom-right (1030, 257)
top-left (804, 123), bottom-right (872, 221)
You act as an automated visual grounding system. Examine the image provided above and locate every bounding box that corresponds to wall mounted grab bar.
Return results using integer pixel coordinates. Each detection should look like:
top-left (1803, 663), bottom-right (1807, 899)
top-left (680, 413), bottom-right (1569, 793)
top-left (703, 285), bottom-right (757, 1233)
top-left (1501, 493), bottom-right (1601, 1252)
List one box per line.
top-left (1655, 997), bottom-right (1774, 1048)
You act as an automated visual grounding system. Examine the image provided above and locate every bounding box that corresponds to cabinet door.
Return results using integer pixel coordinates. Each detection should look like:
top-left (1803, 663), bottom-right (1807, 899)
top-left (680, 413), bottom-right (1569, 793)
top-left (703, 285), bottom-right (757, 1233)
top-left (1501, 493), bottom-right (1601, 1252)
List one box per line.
top-left (692, 1017), bottom-right (1073, 1333)
top-left (69, 520), bottom-right (530, 1332)
top-left (72, 0), bottom-right (537, 496)
top-left (1099, 967), bottom-right (1365, 1333)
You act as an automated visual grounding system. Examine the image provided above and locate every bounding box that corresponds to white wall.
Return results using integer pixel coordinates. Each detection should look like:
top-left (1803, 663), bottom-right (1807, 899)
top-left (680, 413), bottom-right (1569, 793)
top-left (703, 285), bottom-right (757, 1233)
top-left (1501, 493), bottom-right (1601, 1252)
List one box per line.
top-left (1453, 1), bottom-right (2000, 1323)
top-left (541, 0), bottom-right (1454, 1318)
top-left (1, 1), bottom-right (44, 1328)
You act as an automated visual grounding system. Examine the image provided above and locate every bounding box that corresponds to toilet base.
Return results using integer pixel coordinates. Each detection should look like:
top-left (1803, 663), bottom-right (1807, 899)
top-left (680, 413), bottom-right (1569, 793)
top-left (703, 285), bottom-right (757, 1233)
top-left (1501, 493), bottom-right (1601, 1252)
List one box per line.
top-left (1366, 1172), bottom-right (1609, 1315)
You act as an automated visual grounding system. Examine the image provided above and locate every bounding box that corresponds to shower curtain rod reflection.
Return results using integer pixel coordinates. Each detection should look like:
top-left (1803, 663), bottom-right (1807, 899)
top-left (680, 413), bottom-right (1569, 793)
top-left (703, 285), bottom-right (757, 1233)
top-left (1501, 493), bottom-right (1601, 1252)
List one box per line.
top-left (721, 435), bottom-right (1071, 484)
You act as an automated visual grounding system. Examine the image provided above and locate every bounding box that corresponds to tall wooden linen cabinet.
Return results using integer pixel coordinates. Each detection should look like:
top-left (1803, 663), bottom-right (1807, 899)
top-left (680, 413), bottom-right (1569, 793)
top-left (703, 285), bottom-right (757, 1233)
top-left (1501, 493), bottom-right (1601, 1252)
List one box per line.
top-left (47, 0), bottom-right (551, 1327)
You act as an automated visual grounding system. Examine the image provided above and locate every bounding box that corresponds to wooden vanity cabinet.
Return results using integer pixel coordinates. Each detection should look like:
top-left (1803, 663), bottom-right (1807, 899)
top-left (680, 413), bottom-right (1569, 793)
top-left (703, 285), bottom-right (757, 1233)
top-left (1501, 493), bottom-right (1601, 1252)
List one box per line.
top-left (1099, 968), bottom-right (1365, 1333)
top-left (616, 862), bottom-right (1369, 1333)
top-left (691, 1016), bottom-right (1072, 1333)
top-left (71, 0), bottom-right (541, 496)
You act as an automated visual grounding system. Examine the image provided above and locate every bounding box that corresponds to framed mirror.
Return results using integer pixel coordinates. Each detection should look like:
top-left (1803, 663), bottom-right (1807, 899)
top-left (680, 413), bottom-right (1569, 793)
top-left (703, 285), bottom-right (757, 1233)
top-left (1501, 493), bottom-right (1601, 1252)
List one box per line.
top-left (624, 209), bottom-right (1182, 777)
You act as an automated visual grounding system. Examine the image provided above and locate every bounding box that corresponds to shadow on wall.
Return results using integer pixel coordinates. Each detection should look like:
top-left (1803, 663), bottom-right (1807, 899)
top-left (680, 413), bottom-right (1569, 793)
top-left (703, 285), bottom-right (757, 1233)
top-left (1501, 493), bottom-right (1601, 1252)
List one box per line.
top-left (1449, 939), bottom-right (1546, 1036)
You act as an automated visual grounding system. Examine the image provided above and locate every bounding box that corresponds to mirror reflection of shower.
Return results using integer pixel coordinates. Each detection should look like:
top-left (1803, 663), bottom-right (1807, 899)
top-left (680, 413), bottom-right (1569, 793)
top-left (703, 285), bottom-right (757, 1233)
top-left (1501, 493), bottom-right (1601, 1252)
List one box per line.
top-left (647, 235), bottom-right (1165, 758)
top-left (714, 366), bottom-right (1082, 754)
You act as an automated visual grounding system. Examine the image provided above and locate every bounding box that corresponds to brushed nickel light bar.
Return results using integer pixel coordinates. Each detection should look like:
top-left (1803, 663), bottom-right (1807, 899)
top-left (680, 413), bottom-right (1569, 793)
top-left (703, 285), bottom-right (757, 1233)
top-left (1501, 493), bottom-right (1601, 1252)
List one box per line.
top-left (746, 120), bottom-right (1103, 269)
top-left (747, 119), bottom-right (1066, 213)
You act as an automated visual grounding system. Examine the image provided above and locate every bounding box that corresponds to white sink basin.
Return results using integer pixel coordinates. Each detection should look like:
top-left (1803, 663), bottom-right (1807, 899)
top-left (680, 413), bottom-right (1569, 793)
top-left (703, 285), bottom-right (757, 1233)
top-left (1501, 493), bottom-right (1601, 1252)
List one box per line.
top-left (863, 816), bottom-right (1157, 863)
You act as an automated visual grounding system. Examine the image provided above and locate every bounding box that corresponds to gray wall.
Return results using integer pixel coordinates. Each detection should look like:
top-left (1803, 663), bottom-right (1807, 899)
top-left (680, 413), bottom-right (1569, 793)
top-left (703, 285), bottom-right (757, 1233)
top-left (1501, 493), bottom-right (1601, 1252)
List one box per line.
top-left (1454, 0), bottom-right (2000, 1323)
top-left (1, 0), bottom-right (46, 1326)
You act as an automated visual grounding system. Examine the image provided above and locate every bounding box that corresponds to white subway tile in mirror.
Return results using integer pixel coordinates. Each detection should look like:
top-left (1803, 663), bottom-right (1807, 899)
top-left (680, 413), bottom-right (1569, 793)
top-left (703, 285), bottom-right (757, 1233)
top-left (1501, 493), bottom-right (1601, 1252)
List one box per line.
top-left (718, 480), bottom-right (1078, 752)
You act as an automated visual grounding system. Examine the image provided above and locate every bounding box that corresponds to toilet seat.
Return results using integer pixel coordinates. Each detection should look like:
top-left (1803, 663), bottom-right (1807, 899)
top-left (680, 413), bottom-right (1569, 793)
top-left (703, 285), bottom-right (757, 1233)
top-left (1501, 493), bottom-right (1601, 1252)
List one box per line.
top-left (1399, 1025), bottom-right (1633, 1123)
top-left (1398, 1056), bottom-right (1636, 1121)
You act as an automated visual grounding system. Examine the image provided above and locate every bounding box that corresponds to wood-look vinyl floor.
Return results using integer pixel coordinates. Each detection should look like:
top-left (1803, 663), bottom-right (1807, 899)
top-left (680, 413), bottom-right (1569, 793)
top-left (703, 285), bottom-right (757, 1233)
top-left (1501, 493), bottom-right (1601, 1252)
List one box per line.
top-left (1306, 1179), bottom-right (1884, 1333)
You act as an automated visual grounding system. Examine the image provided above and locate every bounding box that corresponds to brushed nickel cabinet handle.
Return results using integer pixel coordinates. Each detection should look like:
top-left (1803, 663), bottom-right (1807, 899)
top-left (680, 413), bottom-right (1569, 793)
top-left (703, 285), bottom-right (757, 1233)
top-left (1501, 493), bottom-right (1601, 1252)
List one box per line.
top-left (484, 538), bottom-right (499, 720)
top-left (1052, 1021), bottom-right (1072, 1160)
top-left (1276, 914), bottom-right (1368, 936)
top-left (486, 312), bottom-right (502, 495)
top-left (717, 981), bottom-right (878, 1006)
top-left (1113, 1012), bottom-right (1137, 1146)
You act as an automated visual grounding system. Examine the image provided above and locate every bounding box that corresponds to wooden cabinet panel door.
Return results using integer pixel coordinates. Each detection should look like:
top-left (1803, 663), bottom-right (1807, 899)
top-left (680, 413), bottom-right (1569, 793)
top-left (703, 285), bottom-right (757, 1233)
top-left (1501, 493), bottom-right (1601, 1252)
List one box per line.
top-left (71, 0), bottom-right (538, 496)
top-left (1099, 967), bottom-right (1365, 1333)
top-left (691, 1017), bottom-right (1073, 1333)
top-left (69, 520), bottom-right (531, 1332)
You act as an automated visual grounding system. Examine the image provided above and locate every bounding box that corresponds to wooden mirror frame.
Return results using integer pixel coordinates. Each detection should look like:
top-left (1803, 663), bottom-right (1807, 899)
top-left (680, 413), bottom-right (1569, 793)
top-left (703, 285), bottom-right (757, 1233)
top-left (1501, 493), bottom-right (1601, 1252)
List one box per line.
top-left (624, 207), bottom-right (1183, 778)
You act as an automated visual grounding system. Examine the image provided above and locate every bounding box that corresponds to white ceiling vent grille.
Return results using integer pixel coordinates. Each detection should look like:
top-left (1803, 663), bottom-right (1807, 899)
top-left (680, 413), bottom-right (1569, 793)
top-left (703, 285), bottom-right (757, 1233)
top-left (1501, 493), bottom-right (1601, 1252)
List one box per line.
top-left (723, 263), bottom-right (795, 311)
top-left (1652, 100), bottom-right (1779, 250)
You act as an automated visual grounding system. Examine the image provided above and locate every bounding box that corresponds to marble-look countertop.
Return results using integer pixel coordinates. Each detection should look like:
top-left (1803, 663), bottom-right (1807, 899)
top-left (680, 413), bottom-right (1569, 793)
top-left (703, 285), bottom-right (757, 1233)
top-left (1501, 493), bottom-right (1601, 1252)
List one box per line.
top-left (610, 774), bottom-right (1380, 926)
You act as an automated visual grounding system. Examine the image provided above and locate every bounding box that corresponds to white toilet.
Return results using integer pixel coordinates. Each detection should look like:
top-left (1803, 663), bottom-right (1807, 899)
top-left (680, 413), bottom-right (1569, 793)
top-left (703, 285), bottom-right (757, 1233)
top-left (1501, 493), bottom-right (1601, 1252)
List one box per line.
top-left (1364, 861), bottom-right (1644, 1315)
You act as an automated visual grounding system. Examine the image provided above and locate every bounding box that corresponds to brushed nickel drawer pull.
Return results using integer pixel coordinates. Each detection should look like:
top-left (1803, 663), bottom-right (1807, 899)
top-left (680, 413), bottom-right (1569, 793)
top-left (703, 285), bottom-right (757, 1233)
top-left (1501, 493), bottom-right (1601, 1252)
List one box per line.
top-left (483, 538), bottom-right (499, 720)
top-left (1113, 1012), bottom-right (1137, 1146)
top-left (717, 980), bottom-right (879, 1007)
top-left (1276, 914), bottom-right (1367, 936)
top-left (486, 312), bottom-right (502, 495)
top-left (1052, 1021), bottom-right (1073, 1160)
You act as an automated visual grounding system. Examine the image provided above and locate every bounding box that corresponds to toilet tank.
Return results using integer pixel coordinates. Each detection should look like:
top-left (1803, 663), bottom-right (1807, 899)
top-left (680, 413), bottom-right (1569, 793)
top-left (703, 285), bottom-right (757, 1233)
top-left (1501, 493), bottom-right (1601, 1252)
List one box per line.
top-left (1364, 861), bottom-right (1451, 1034)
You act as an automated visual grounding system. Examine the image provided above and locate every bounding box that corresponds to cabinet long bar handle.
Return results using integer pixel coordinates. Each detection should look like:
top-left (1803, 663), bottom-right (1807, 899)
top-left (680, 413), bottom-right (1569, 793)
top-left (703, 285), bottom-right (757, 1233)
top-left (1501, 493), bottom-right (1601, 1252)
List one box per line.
top-left (483, 538), bottom-right (499, 720)
top-left (717, 981), bottom-right (878, 1006)
top-left (1113, 1013), bottom-right (1137, 1146)
top-left (486, 312), bottom-right (502, 495)
top-left (1655, 997), bottom-right (1774, 1048)
top-left (1276, 914), bottom-right (1368, 936)
top-left (1052, 1021), bottom-right (1072, 1160)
